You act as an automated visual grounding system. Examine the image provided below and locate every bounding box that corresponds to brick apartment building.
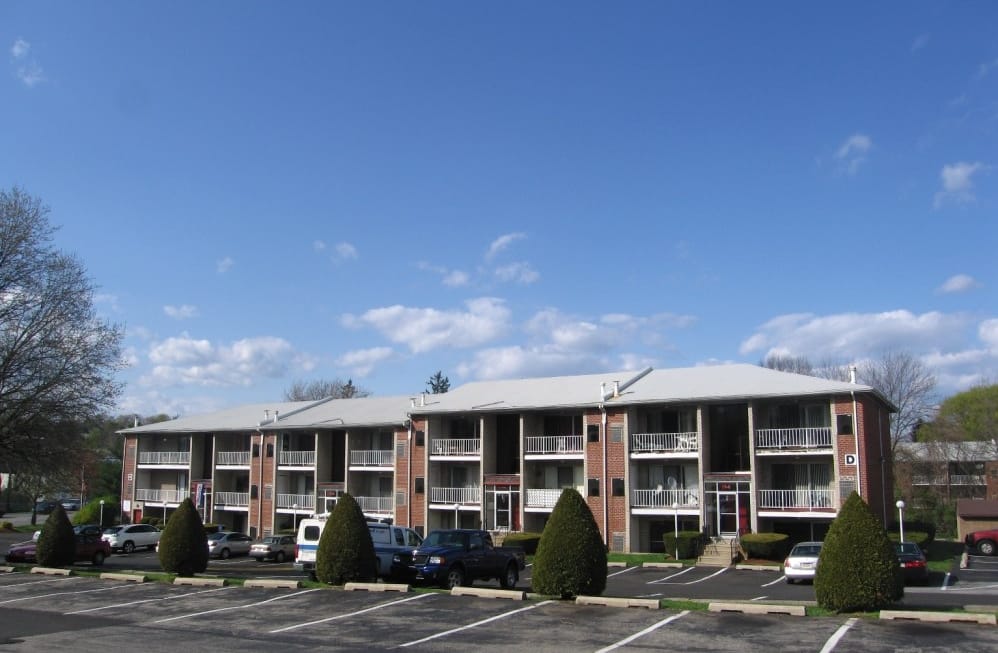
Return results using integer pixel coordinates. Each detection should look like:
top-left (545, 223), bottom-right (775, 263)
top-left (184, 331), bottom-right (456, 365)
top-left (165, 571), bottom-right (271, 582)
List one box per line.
top-left (119, 364), bottom-right (895, 552)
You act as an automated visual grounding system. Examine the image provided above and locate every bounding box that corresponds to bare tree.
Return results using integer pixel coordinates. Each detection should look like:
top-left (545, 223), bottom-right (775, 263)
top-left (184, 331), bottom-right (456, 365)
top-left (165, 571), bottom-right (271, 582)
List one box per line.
top-left (859, 351), bottom-right (937, 452)
top-left (761, 354), bottom-right (814, 375)
top-left (0, 188), bottom-right (124, 473)
top-left (283, 378), bottom-right (370, 401)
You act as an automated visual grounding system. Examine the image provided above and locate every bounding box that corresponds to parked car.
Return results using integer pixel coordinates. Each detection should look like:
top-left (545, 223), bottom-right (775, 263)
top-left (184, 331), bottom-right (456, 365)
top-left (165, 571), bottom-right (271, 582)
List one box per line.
top-left (294, 518), bottom-right (423, 578)
top-left (784, 541), bottom-right (823, 584)
top-left (102, 524), bottom-right (161, 553)
top-left (895, 541), bottom-right (928, 584)
top-left (390, 529), bottom-right (525, 589)
top-left (965, 528), bottom-right (998, 556)
top-left (6, 525), bottom-right (111, 565)
top-left (61, 499), bottom-right (81, 511)
top-left (34, 500), bottom-right (60, 515)
top-left (251, 535), bottom-right (295, 562)
top-left (207, 531), bottom-right (253, 559)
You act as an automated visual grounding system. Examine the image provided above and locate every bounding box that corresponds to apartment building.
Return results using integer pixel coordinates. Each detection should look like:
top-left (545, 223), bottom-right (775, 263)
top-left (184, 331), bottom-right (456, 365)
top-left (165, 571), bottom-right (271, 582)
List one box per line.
top-left (119, 364), bottom-right (895, 551)
top-left (895, 440), bottom-right (998, 504)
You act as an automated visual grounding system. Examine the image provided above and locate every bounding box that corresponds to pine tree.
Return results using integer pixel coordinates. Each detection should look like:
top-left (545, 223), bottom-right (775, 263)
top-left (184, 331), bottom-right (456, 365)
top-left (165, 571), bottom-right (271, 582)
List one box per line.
top-left (157, 498), bottom-right (209, 576)
top-left (36, 504), bottom-right (76, 566)
top-left (315, 493), bottom-right (377, 584)
top-left (531, 488), bottom-right (607, 598)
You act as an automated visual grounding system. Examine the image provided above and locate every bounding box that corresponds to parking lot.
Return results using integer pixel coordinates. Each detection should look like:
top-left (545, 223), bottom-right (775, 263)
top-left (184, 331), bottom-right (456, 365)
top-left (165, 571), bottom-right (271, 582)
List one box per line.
top-left (1, 571), bottom-right (997, 652)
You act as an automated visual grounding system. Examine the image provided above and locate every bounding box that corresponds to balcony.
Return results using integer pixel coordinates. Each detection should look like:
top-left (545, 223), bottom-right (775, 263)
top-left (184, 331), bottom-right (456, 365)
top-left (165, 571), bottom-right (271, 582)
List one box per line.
top-left (950, 474), bottom-right (987, 486)
top-left (349, 450), bottom-right (394, 467)
top-left (355, 496), bottom-right (394, 514)
top-left (429, 486), bottom-right (481, 504)
top-left (280, 450), bottom-right (316, 466)
top-left (213, 491), bottom-right (250, 507)
top-left (758, 487), bottom-right (834, 510)
top-left (630, 432), bottom-right (699, 454)
top-left (631, 488), bottom-right (700, 509)
top-left (135, 488), bottom-right (187, 503)
top-left (276, 493), bottom-right (315, 510)
top-left (525, 488), bottom-right (566, 509)
top-left (524, 435), bottom-right (584, 455)
top-left (912, 474), bottom-right (946, 485)
top-left (430, 438), bottom-right (481, 457)
top-left (216, 451), bottom-right (250, 466)
top-left (754, 427), bottom-right (832, 452)
top-left (137, 451), bottom-right (190, 466)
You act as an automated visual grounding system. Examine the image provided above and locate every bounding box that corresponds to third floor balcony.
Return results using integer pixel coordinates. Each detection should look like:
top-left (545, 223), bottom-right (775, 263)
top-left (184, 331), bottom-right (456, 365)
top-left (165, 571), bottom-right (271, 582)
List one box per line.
top-left (349, 450), bottom-right (394, 468)
top-left (280, 450), bottom-right (316, 467)
top-left (137, 451), bottom-right (190, 466)
top-left (754, 427), bottom-right (832, 453)
top-left (430, 438), bottom-right (481, 457)
top-left (524, 435), bottom-right (584, 456)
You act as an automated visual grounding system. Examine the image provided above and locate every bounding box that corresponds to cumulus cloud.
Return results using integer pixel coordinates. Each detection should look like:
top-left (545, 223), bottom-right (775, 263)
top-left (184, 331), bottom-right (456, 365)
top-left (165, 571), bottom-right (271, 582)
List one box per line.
top-left (342, 298), bottom-right (511, 353)
top-left (934, 161), bottom-right (986, 207)
top-left (94, 293), bottom-right (122, 313)
top-left (938, 274), bottom-right (980, 294)
top-left (494, 262), bottom-right (539, 284)
top-left (217, 256), bottom-right (234, 273)
top-left (335, 347), bottom-right (394, 377)
top-left (486, 232), bottom-right (525, 260)
top-left (11, 39), bottom-right (29, 59)
top-left (10, 38), bottom-right (44, 87)
top-left (164, 304), bottom-right (199, 319)
top-left (835, 133), bottom-right (872, 175)
top-left (417, 261), bottom-right (469, 287)
top-left (142, 335), bottom-right (313, 387)
top-left (334, 242), bottom-right (358, 261)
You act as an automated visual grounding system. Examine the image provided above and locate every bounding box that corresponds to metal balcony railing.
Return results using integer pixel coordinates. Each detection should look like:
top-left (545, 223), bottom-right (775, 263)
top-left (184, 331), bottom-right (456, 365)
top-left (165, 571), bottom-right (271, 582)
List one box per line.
top-left (279, 450), bottom-right (316, 466)
top-left (276, 493), bottom-right (315, 510)
top-left (137, 451), bottom-right (190, 465)
top-left (524, 488), bottom-right (566, 509)
top-left (216, 451), bottom-right (250, 466)
top-left (355, 496), bottom-right (394, 513)
top-left (213, 491), bottom-right (249, 507)
top-left (630, 488), bottom-right (700, 509)
top-left (349, 450), bottom-right (394, 467)
top-left (429, 439), bottom-right (481, 456)
top-left (630, 432), bottom-right (699, 453)
top-left (524, 435), bottom-right (584, 455)
top-left (754, 427), bottom-right (832, 450)
top-left (758, 488), bottom-right (834, 510)
top-left (135, 488), bottom-right (187, 503)
top-left (429, 487), bottom-right (481, 504)
top-left (950, 474), bottom-right (986, 485)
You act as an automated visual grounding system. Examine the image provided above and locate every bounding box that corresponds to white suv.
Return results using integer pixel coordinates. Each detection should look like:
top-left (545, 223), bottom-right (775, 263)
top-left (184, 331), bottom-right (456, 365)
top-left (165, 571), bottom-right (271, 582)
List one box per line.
top-left (102, 524), bottom-right (161, 553)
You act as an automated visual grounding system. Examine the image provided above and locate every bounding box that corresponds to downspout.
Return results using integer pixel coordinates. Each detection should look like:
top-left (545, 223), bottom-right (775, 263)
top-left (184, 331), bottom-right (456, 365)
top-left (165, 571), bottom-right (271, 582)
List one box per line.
top-left (879, 405), bottom-right (887, 524)
top-left (258, 429), bottom-right (265, 537)
top-left (407, 413), bottom-right (413, 528)
top-left (850, 365), bottom-right (861, 499)
top-left (600, 403), bottom-right (609, 548)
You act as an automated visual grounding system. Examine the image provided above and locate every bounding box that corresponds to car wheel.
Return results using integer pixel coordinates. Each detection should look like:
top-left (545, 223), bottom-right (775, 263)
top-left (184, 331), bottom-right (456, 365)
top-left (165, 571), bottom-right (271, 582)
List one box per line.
top-left (500, 563), bottom-right (518, 589)
top-left (275, 551), bottom-right (286, 563)
top-left (220, 548), bottom-right (230, 560)
top-left (443, 566), bottom-right (464, 589)
top-left (122, 541), bottom-right (135, 554)
top-left (978, 539), bottom-right (996, 556)
top-left (93, 551), bottom-right (105, 566)
top-left (785, 577), bottom-right (795, 585)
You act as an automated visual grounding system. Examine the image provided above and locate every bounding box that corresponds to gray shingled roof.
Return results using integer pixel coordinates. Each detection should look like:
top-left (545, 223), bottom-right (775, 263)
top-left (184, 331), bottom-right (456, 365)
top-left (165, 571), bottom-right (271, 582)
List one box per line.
top-left (119, 400), bottom-right (321, 434)
top-left (272, 395), bottom-right (413, 429)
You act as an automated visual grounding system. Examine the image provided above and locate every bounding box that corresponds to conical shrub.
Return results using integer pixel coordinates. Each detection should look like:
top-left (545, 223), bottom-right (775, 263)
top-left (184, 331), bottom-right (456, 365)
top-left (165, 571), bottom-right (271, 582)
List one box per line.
top-left (36, 504), bottom-right (76, 566)
top-left (531, 488), bottom-right (607, 598)
top-left (315, 493), bottom-right (376, 585)
top-left (815, 491), bottom-right (903, 612)
top-left (157, 498), bottom-right (208, 576)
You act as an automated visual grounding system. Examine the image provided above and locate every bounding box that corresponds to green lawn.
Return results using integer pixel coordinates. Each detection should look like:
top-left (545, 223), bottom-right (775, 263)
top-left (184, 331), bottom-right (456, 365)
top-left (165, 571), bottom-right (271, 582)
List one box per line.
top-left (925, 539), bottom-right (964, 573)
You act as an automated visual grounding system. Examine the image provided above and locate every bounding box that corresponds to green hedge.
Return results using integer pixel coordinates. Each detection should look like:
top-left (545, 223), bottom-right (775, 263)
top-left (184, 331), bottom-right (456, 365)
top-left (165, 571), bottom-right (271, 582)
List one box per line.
top-left (740, 532), bottom-right (790, 560)
top-left (887, 531), bottom-right (931, 548)
top-left (662, 530), bottom-right (705, 559)
top-left (503, 532), bottom-right (542, 555)
top-left (74, 496), bottom-right (120, 529)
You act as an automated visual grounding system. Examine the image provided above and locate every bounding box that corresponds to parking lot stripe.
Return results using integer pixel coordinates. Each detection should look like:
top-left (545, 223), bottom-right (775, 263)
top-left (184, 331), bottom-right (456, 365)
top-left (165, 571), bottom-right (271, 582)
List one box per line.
top-left (66, 586), bottom-right (234, 614)
top-left (761, 576), bottom-right (785, 587)
top-left (152, 588), bottom-right (321, 623)
top-left (648, 567), bottom-right (695, 583)
top-left (270, 592), bottom-right (434, 633)
top-left (593, 610), bottom-right (689, 653)
top-left (683, 568), bottom-right (728, 585)
top-left (0, 576), bottom-right (81, 588)
top-left (0, 583), bottom-right (136, 605)
top-left (397, 600), bottom-right (555, 648)
top-left (818, 617), bottom-right (857, 653)
top-left (608, 566), bottom-right (638, 578)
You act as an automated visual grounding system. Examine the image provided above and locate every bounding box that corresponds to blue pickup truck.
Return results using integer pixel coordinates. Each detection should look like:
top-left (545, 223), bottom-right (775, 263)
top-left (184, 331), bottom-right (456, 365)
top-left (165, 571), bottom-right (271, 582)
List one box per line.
top-left (390, 529), bottom-right (525, 589)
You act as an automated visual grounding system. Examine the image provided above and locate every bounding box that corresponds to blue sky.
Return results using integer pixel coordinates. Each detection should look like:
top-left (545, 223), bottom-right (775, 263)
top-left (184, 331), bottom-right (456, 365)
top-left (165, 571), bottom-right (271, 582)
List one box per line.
top-left (3, 2), bottom-right (996, 417)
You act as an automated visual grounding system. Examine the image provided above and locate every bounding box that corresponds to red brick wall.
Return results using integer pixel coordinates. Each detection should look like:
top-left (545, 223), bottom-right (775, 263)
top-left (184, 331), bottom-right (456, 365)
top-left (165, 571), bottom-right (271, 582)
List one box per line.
top-left (584, 409), bottom-right (606, 541)
top-left (122, 435), bottom-right (137, 513)
top-left (394, 426), bottom-right (410, 526)
top-left (408, 418), bottom-right (427, 532)
top-left (259, 432), bottom-right (277, 535)
top-left (605, 409), bottom-right (628, 550)
top-left (857, 395), bottom-right (893, 525)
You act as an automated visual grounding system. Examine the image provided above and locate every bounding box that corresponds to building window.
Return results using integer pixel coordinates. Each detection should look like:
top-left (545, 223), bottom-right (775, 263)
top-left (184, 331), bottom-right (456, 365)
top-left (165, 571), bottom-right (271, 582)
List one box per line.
top-left (250, 485), bottom-right (258, 499)
top-left (252, 443), bottom-right (260, 457)
top-left (396, 442), bottom-right (406, 459)
top-left (837, 414), bottom-right (853, 435)
top-left (415, 477), bottom-right (425, 494)
top-left (612, 478), bottom-right (625, 496)
top-left (395, 491), bottom-right (406, 506)
top-left (587, 478), bottom-right (600, 496)
top-left (415, 431), bottom-right (425, 447)
top-left (587, 424), bottom-right (600, 443)
top-left (610, 425), bottom-right (623, 443)
top-left (266, 443), bottom-right (274, 457)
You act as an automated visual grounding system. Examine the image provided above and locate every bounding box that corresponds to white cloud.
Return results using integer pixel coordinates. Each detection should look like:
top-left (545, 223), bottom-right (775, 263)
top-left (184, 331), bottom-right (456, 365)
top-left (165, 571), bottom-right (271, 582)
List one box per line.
top-left (142, 335), bottom-right (313, 387)
top-left (163, 304), bottom-right (199, 319)
top-left (980, 319), bottom-right (998, 349)
top-left (835, 133), bottom-right (872, 175)
top-left (334, 242), bottom-right (358, 261)
top-left (217, 256), bottom-right (234, 273)
top-left (911, 34), bottom-right (929, 52)
top-left (443, 270), bottom-right (470, 287)
top-left (934, 161), bottom-right (986, 207)
top-left (313, 240), bottom-right (327, 251)
top-left (937, 274), bottom-right (980, 294)
top-left (94, 293), bottom-right (121, 313)
top-left (486, 232), bottom-right (525, 260)
top-left (342, 297), bottom-right (511, 354)
top-left (10, 38), bottom-right (44, 87)
top-left (494, 262), bottom-right (539, 284)
top-left (336, 347), bottom-right (394, 377)
top-left (11, 39), bottom-right (29, 59)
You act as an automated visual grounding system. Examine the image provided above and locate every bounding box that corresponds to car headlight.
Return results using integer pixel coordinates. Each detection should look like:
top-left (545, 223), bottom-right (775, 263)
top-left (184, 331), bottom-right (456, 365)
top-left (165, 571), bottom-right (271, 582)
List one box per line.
top-left (428, 556), bottom-right (444, 565)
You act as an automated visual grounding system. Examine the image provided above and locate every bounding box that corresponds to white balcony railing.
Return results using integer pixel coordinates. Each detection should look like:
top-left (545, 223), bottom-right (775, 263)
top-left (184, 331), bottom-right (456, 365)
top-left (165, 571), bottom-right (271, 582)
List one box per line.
top-left (355, 496), bottom-right (394, 513)
top-left (524, 435), bottom-right (584, 455)
top-left (911, 474), bottom-right (944, 485)
top-left (216, 451), bottom-right (250, 466)
top-left (430, 439), bottom-right (481, 456)
top-left (754, 427), bottom-right (832, 450)
top-left (280, 450), bottom-right (316, 466)
top-left (758, 488), bottom-right (834, 510)
top-left (213, 491), bottom-right (250, 507)
top-left (525, 488), bottom-right (566, 509)
top-left (135, 488), bottom-right (187, 503)
top-left (630, 432), bottom-right (699, 453)
top-left (630, 488), bottom-right (700, 509)
top-left (137, 451), bottom-right (190, 465)
top-left (276, 493), bottom-right (315, 510)
top-left (429, 487), bottom-right (481, 504)
top-left (950, 474), bottom-right (986, 485)
top-left (349, 450), bottom-right (394, 467)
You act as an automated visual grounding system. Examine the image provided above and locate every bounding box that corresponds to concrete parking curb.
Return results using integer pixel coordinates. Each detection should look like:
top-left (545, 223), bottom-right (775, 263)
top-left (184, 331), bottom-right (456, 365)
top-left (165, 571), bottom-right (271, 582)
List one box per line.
top-left (607, 561), bottom-right (626, 568)
top-left (100, 572), bottom-right (147, 583)
top-left (243, 579), bottom-right (301, 589)
top-left (173, 577), bottom-right (227, 587)
top-left (880, 610), bottom-right (996, 625)
top-left (344, 582), bottom-right (409, 592)
top-left (735, 564), bottom-right (780, 571)
top-left (576, 596), bottom-right (660, 609)
top-left (0, 565), bottom-right (14, 573)
top-left (960, 551), bottom-right (969, 569)
top-left (451, 587), bottom-right (525, 600)
top-left (709, 602), bottom-right (805, 616)
top-left (642, 562), bottom-right (683, 569)
top-left (30, 567), bottom-right (72, 576)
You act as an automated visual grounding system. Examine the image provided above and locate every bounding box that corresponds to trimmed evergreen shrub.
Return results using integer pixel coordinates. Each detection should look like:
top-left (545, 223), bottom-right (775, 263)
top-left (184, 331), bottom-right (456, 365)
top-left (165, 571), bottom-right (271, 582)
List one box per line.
top-left (531, 488), bottom-right (607, 598)
top-left (815, 492), bottom-right (903, 612)
top-left (502, 532), bottom-right (542, 555)
top-left (740, 532), bottom-right (790, 560)
top-left (315, 493), bottom-right (377, 585)
top-left (74, 496), bottom-right (119, 528)
top-left (157, 498), bottom-right (209, 576)
top-left (36, 504), bottom-right (76, 567)
top-left (663, 530), bottom-right (705, 559)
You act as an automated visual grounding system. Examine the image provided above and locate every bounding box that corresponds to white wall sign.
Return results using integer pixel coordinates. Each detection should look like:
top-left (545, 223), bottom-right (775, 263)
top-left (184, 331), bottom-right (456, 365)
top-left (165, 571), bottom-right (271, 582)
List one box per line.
top-left (844, 454), bottom-right (857, 466)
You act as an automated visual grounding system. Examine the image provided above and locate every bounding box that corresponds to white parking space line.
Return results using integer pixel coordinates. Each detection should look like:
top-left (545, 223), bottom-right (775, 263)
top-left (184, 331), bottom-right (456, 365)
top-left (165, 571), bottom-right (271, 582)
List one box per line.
top-left (66, 586), bottom-right (234, 614)
top-left (750, 596), bottom-right (767, 601)
top-left (941, 572), bottom-right (951, 590)
top-left (648, 567), bottom-right (695, 584)
top-left (270, 592), bottom-right (434, 633)
top-left (657, 567), bottom-right (727, 585)
top-left (762, 576), bottom-right (786, 587)
top-left (397, 599), bottom-right (555, 648)
top-left (593, 610), bottom-right (690, 653)
top-left (152, 588), bottom-right (321, 623)
top-left (818, 617), bottom-right (857, 653)
top-left (0, 576), bottom-right (81, 588)
top-left (0, 583), bottom-right (137, 605)
top-left (608, 566), bottom-right (638, 578)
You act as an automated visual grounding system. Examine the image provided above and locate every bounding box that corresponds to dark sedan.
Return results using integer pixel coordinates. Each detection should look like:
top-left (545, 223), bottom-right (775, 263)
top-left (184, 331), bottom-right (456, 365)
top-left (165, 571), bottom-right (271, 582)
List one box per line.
top-left (896, 541), bottom-right (928, 584)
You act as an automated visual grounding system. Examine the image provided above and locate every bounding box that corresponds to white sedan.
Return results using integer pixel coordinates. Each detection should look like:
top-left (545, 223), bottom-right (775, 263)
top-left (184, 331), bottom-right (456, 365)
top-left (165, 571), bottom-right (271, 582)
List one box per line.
top-left (102, 524), bottom-right (162, 553)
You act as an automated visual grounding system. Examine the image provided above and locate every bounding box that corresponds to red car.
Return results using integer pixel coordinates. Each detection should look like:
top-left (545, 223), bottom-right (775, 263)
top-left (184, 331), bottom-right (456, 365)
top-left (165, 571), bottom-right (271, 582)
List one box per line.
top-left (6, 525), bottom-right (111, 565)
top-left (965, 528), bottom-right (998, 556)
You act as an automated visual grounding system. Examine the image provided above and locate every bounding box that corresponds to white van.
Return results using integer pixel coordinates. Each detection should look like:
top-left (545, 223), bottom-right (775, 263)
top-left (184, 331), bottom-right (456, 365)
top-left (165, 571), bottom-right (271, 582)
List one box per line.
top-left (294, 517), bottom-right (422, 579)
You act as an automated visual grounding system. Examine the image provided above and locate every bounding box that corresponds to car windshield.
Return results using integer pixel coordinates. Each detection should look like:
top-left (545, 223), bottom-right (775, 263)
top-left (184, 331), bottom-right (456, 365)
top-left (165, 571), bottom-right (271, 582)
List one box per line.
top-left (422, 531), bottom-right (465, 547)
top-left (208, 533), bottom-right (226, 541)
top-left (791, 545), bottom-right (822, 557)
top-left (262, 537), bottom-right (280, 544)
top-left (896, 543), bottom-right (921, 555)
top-left (103, 527), bottom-right (123, 534)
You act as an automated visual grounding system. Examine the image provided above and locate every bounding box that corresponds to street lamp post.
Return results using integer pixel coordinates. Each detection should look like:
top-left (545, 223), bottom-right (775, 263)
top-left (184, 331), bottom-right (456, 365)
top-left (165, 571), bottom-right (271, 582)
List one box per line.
top-left (99, 499), bottom-right (105, 529)
top-left (896, 500), bottom-right (906, 542)
top-left (672, 501), bottom-right (679, 561)
top-left (454, 503), bottom-right (460, 529)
